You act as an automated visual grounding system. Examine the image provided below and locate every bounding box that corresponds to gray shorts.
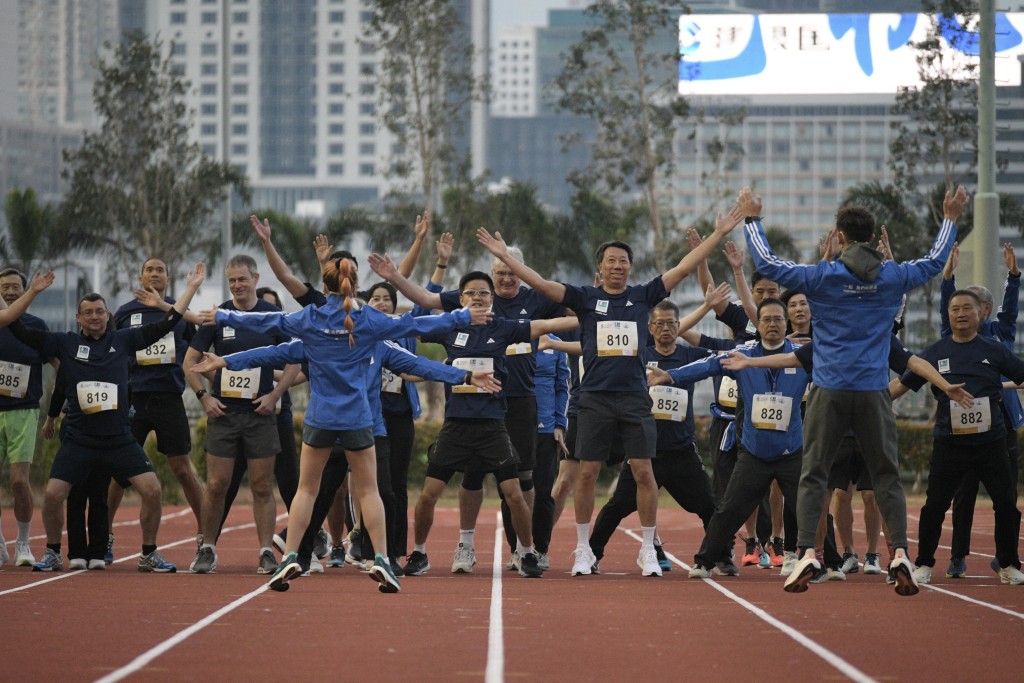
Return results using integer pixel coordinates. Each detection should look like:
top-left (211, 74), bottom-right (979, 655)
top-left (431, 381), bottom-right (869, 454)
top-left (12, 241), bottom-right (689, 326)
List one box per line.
top-left (302, 424), bottom-right (374, 451)
top-left (575, 391), bottom-right (656, 462)
top-left (206, 411), bottom-right (280, 459)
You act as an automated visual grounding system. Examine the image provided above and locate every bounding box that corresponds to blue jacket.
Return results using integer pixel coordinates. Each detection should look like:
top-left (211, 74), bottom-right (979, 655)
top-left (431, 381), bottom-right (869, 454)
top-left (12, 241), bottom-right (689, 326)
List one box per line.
top-left (217, 299), bottom-right (472, 430)
top-left (745, 217), bottom-right (957, 390)
top-left (668, 340), bottom-right (809, 461)
top-left (535, 335), bottom-right (570, 434)
top-left (940, 274), bottom-right (1024, 429)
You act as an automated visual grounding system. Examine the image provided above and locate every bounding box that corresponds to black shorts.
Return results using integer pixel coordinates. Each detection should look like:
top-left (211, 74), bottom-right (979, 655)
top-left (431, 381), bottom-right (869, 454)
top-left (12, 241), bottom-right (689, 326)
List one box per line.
top-left (427, 419), bottom-right (518, 482)
top-left (575, 391), bottom-right (655, 462)
top-left (130, 391), bottom-right (192, 456)
top-left (564, 414), bottom-right (625, 465)
top-left (505, 395), bottom-right (538, 471)
top-left (50, 437), bottom-right (154, 487)
top-left (827, 434), bottom-right (874, 491)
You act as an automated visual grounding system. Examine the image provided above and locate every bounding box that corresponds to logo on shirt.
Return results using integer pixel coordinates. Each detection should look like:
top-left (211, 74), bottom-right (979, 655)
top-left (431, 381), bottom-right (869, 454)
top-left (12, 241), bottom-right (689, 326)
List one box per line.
top-left (938, 358), bottom-right (950, 373)
top-left (486, 338), bottom-right (496, 344)
top-left (520, 308), bottom-right (528, 315)
top-left (76, 345), bottom-right (90, 360)
top-left (981, 358), bottom-right (991, 365)
top-left (625, 301), bottom-right (633, 307)
top-left (109, 347), bottom-right (115, 353)
top-left (454, 332), bottom-right (469, 347)
top-left (595, 300), bottom-right (609, 315)
top-left (223, 327), bottom-right (236, 339)
top-left (130, 313), bottom-right (143, 327)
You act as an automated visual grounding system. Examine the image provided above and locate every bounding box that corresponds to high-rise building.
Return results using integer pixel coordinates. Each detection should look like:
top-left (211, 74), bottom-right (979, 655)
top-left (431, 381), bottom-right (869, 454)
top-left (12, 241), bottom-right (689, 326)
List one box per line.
top-left (491, 24), bottom-right (537, 117)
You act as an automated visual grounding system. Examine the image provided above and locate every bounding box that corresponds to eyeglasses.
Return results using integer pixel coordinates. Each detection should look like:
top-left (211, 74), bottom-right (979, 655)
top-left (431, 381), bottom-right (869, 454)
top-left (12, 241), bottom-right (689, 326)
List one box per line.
top-left (461, 289), bottom-right (493, 298)
top-left (650, 320), bottom-right (679, 328)
top-left (759, 316), bottom-right (785, 324)
top-left (492, 270), bottom-right (516, 278)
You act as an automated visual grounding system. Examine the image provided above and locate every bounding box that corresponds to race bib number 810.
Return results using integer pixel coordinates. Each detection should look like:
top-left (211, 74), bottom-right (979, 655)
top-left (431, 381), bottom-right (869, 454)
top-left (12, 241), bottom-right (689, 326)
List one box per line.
top-left (596, 321), bottom-right (638, 356)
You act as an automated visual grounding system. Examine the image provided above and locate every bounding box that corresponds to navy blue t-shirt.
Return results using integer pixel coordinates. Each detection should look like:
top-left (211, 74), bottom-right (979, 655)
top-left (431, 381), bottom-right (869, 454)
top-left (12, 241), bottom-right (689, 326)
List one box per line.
top-left (189, 299), bottom-right (292, 413)
top-left (114, 298), bottom-right (196, 394)
top-left (0, 313), bottom-right (50, 411)
top-left (901, 334), bottom-right (1024, 445)
top-left (716, 301), bottom-right (756, 342)
top-left (645, 344), bottom-right (714, 451)
top-left (560, 277), bottom-right (668, 393)
top-left (441, 286), bottom-right (563, 397)
top-left (421, 317), bottom-right (531, 420)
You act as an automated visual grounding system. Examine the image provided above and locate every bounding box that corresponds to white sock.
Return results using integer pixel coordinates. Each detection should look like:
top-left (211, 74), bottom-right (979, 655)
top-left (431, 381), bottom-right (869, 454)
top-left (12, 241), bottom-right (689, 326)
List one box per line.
top-left (641, 526), bottom-right (656, 548)
top-left (202, 543), bottom-right (215, 551)
top-left (576, 523), bottom-right (590, 547)
top-left (413, 543), bottom-right (426, 553)
top-left (260, 546), bottom-right (273, 555)
top-left (520, 543), bottom-right (535, 556)
top-left (17, 521), bottom-right (31, 543)
top-left (459, 529), bottom-right (475, 548)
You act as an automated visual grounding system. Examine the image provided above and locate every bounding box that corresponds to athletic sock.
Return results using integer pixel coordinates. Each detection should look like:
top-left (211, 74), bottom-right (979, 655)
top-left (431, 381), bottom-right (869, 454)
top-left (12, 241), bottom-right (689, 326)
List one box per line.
top-left (47, 542), bottom-right (61, 554)
top-left (459, 529), bottom-right (475, 548)
top-left (413, 543), bottom-right (426, 554)
top-left (142, 544), bottom-right (157, 556)
top-left (259, 546), bottom-right (273, 555)
top-left (17, 520), bottom-right (31, 543)
top-left (576, 523), bottom-right (590, 547)
top-left (640, 526), bottom-right (656, 548)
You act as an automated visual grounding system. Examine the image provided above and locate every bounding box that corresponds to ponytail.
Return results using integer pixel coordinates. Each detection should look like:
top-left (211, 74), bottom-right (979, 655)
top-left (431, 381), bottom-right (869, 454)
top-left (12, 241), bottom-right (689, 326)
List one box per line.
top-left (323, 257), bottom-right (357, 346)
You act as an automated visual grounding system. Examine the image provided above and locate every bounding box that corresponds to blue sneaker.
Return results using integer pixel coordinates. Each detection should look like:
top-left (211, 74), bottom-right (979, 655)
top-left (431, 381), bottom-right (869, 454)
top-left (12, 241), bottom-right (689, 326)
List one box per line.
top-left (654, 544), bottom-right (672, 572)
top-left (327, 545), bottom-right (346, 568)
top-left (268, 551), bottom-right (302, 592)
top-left (369, 553), bottom-right (401, 593)
top-left (138, 551), bottom-right (177, 573)
top-left (32, 548), bottom-right (63, 572)
top-left (991, 556), bottom-right (1002, 574)
top-left (104, 534), bottom-right (114, 565)
top-left (946, 556), bottom-right (967, 579)
top-left (758, 550), bottom-right (772, 569)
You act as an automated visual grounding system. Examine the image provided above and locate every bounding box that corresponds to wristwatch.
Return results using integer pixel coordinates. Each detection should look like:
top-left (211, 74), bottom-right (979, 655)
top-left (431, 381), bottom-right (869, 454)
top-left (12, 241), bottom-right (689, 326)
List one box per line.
top-left (195, 389), bottom-right (208, 400)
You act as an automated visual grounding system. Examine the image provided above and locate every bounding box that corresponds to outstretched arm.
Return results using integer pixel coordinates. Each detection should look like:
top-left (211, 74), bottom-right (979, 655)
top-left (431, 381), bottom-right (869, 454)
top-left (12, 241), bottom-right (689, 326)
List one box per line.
top-left (366, 253), bottom-right (443, 310)
top-left (723, 241), bottom-right (756, 324)
top-left (905, 354), bottom-right (973, 409)
top-left (477, 228), bottom-right (566, 303)
top-left (719, 350), bottom-right (800, 371)
top-left (995, 242), bottom-right (1020, 341)
top-left (251, 215), bottom-right (310, 300)
top-left (686, 229), bottom-right (718, 311)
top-left (0, 272), bottom-right (54, 327)
top-left (430, 232), bottom-right (454, 288)
top-left (662, 205), bottom-right (744, 292)
top-left (529, 316), bottom-right (579, 339)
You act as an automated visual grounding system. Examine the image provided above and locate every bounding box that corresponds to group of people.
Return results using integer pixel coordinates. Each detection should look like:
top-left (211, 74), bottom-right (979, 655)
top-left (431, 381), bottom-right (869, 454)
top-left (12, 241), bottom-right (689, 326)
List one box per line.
top-left (2, 183), bottom-right (1022, 597)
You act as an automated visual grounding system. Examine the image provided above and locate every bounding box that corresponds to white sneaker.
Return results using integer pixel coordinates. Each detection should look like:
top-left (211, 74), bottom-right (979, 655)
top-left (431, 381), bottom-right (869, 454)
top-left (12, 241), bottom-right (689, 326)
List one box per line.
top-left (452, 543), bottom-right (477, 574)
top-left (68, 558), bottom-right (88, 571)
top-left (780, 551), bottom-right (798, 577)
top-left (14, 541), bottom-right (35, 567)
top-left (308, 555), bottom-right (324, 574)
top-left (571, 546), bottom-right (597, 576)
top-left (999, 565), bottom-right (1024, 585)
top-left (0, 540), bottom-right (8, 565)
top-left (863, 553), bottom-right (882, 575)
top-left (889, 550), bottom-right (920, 596)
top-left (688, 565), bottom-right (712, 579)
top-left (638, 546), bottom-right (662, 577)
top-left (538, 552), bottom-right (550, 571)
top-left (88, 559), bottom-right (105, 570)
top-left (783, 549), bottom-right (820, 593)
top-left (912, 565), bottom-right (932, 584)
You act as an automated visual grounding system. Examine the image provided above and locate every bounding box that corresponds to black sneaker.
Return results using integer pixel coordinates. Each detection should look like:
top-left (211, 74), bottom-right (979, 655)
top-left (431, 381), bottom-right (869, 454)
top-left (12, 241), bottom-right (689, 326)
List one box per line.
top-left (313, 528), bottom-right (331, 560)
top-left (390, 557), bottom-right (406, 577)
top-left (654, 544), bottom-right (672, 572)
top-left (518, 551), bottom-right (544, 578)
top-left (403, 550), bottom-right (430, 576)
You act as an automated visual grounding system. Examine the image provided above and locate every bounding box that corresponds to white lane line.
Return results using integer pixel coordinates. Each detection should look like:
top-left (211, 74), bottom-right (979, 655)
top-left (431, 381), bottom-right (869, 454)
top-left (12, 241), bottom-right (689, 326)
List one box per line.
top-left (2, 507), bottom-right (194, 548)
top-left (93, 582), bottom-right (270, 683)
top-left (0, 513), bottom-right (284, 597)
top-left (485, 511), bottom-right (504, 683)
top-left (623, 529), bottom-right (878, 683)
top-left (920, 583), bottom-right (1024, 619)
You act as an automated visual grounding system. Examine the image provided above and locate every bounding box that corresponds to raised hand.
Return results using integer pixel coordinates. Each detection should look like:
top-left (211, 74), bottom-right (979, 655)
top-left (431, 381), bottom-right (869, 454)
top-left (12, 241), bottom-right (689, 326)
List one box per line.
top-left (187, 262), bottom-right (206, 289)
top-left (250, 214), bottom-right (271, 243)
top-left (436, 232), bottom-right (454, 262)
top-left (31, 271), bottom-right (55, 293)
top-left (686, 228), bottom-right (703, 250)
top-left (877, 225), bottom-right (892, 262)
top-left (723, 241), bottom-right (744, 270)
top-left (476, 227), bottom-right (509, 259)
top-left (819, 228), bottom-right (840, 261)
top-left (943, 241), bottom-right (960, 280)
top-left (367, 253), bottom-right (398, 280)
top-left (705, 283), bottom-right (732, 310)
top-left (1004, 242), bottom-right (1020, 276)
top-left (415, 211), bottom-right (430, 242)
top-left (737, 187), bottom-right (763, 218)
top-left (943, 184), bottom-right (970, 222)
top-left (715, 204), bottom-right (745, 235)
top-left (314, 234), bottom-right (334, 268)
top-left (470, 371), bottom-right (502, 394)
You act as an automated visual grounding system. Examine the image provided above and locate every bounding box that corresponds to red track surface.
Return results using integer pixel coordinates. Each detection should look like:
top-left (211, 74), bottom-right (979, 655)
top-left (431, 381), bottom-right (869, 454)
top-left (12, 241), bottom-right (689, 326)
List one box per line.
top-left (3, 502), bottom-right (1023, 682)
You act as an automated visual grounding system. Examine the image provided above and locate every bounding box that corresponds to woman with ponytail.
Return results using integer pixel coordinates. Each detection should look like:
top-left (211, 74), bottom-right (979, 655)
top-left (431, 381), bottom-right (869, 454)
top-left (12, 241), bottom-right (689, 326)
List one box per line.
top-left (195, 253), bottom-right (490, 593)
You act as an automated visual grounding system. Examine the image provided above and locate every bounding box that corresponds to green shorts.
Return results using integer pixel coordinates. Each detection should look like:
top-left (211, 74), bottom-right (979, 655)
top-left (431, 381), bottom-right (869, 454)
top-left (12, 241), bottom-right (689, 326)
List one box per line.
top-left (0, 408), bottom-right (39, 465)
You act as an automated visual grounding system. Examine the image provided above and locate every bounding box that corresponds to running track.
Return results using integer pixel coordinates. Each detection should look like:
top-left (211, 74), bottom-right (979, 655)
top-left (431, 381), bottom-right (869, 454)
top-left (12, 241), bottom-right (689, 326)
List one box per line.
top-left (2, 502), bottom-right (1022, 682)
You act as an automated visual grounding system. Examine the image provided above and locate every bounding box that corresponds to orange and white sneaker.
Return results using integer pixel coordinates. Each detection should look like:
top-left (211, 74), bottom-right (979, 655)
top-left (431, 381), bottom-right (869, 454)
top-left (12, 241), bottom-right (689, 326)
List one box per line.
top-left (741, 538), bottom-right (763, 567)
top-left (767, 537), bottom-right (785, 568)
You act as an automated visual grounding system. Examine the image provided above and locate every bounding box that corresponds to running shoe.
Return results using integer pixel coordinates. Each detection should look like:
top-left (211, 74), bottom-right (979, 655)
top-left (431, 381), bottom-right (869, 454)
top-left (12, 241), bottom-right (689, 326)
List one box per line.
top-left (572, 546), bottom-right (597, 576)
top-left (999, 566), bottom-right (1024, 585)
top-left (345, 529), bottom-right (363, 565)
top-left (403, 551), bottom-right (430, 576)
top-left (780, 551), bottom-right (799, 577)
top-left (654, 543), bottom-right (672, 572)
top-left (327, 545), bottom-right (346, 568)
top-left (88, 559), bottom-right (105, 570)
top-left (688, 565), bottom-right (712, 579)
top-left (104, 533), bottom-right (114, 564)
top-left (68, 558), bottom-right (88, 571)
top-left (0, 539), bottom-right (8, 565)
top-left (190, 546), bottom-right (217, 574)
top-left (912, 565), bottom-right (932, 584)
top-left (767, 537), bottom-right (785, 568)
top-left (519, 551), bottom-right (544, 578)
top-left (783, 549), bottom-right (820, 593)
top-left (889, 549), bottom-right (919, 596)
top-left (257, 549), bottom-right (279, 575)
top-left (32, 548), bottom-right (63, 572)
top-left (638, 546), bottom-right (662, 577)
top-left (863, 553), bottom-right (882, 575)
top-left (269, 551), bottom-right (302, 592)
top-left (272, 529), bottom-right (288, 555)
top-left (14, 541), bottom-right (35, 567)
top-left (538, 553), bottom-right (550, 571)
top-left (741, 538), bottom-right (762, 567)
top-left (313, 528), bottom-right (332, 560)
top-left (713, 560), bottom-right (740, 577)
top-left (810, 566), bottom-right (846, 583)
top-left (945, 556), bottom-right (967, 579)
top-left (139, 551), bottom-right (177, 573)
top-left (991, 557), bottom-right (1002, 574)
top-left (451, 543), bottom-right (477, 574)
top-left (840, 552), bottom-right (860, 575)
top-left (369, 553), bottom-right (401, 593)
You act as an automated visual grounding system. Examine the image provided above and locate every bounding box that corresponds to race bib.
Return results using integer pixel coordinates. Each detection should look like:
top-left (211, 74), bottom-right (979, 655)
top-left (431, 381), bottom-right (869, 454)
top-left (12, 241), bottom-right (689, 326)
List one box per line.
top-left (452, 357), bottom-right (493, 394)
top-left (506, 342), bottom-right (533, 356)
top-left (77, 381), bottom-right (117, 414)
top-left (0, 361), bottom-right (30, 399)
top-left (381, 368), bottom-right (404, 394)
top-left (950, 398), bottom-right (992, 435)
top-left (751, 393), bottom-right (793, 431)
top-left (718, 376), bottom-right (738, 408)
top-left (220, 368), bottom-right (260, 399)
top-left (649, 385), bottom-right (688, 422)
top-left (596, 321), bottom-right (638, 357)
top-left (135, 332), bottom-right (176, 366)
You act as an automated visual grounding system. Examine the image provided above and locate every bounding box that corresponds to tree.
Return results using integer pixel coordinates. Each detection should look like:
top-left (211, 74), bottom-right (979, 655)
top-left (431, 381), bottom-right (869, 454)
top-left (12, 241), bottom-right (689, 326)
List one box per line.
top-left (2, 188), bottom-right (64, 273)
top-left (365, 1), bottom-right (487, 213)
top-left (61, 31), bottom-right (249, 293)
top-left (553, 0), bottom-right (689, 273)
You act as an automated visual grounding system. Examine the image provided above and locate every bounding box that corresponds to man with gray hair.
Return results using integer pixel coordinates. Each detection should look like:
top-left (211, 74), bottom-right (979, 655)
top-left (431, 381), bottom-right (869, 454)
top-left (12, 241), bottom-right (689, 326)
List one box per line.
top-left (939, 241), bottom-right (1022, 579)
